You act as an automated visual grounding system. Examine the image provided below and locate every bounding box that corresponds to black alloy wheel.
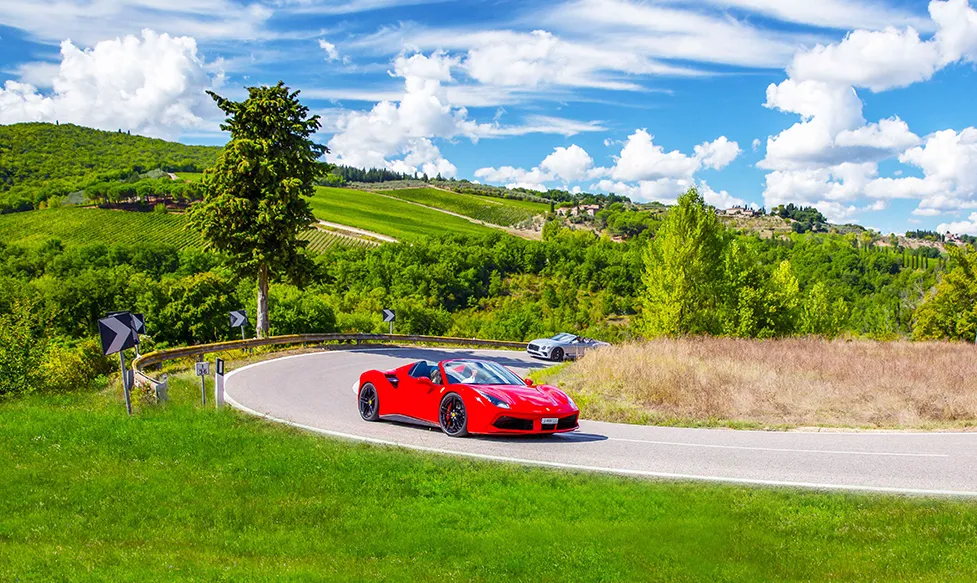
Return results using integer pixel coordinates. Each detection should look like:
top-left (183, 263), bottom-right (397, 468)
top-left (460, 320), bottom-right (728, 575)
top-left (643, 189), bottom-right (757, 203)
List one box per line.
top-left (551, 347), bottom-right (565, 362)
top-left (439, 393), bottom-right (469, 437)
top-left (359, 383), bottom-right (380, 421)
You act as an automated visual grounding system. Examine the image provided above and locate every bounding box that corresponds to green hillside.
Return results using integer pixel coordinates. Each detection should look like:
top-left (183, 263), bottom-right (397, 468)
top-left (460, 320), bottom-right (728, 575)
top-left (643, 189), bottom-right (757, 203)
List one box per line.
top-left (0, 123), bottom-right (220, 212)
top-left (0, 207), bottom-right (367, 253)
top-left (310, 186), bottom-right (498, 240)
top-left (378, 187), bottom-right (547, 226)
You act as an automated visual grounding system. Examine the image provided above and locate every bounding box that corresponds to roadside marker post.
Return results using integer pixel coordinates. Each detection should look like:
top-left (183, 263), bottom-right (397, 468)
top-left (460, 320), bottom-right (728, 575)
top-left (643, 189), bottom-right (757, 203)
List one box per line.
top-left (156, 373), bottom-right (169, 403)
top-left (98, 312), bottom-right (138, 415)
top-left (382, 308), bottom-right (396, 334)
top-left (214, 358), bottom-right (225, 408)
top-left (195, 360), bottom-right (210, 406)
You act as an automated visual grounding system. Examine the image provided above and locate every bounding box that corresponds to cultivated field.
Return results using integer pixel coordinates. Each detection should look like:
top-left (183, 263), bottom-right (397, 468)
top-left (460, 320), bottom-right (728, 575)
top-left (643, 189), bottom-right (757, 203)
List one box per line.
top-left (379, 187), bottom-right (548, 226)
top-left (0, 206), bottom-right (201, 249)
top-left (300, 227), bottom-right (377, 252)
top-left (310, 186), bottom-right (497, 239)
top-left (0, 207), bottom-right (367, 253)
top-left (539, 338), bottom-right (977, 429)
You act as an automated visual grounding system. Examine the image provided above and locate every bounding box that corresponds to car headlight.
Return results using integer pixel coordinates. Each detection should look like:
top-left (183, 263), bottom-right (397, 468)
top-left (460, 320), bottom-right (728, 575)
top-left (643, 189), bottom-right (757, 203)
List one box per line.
top-left (474, 389), bottom-right (510, 409)
top-left (566, 395), bottom-right (577, 409)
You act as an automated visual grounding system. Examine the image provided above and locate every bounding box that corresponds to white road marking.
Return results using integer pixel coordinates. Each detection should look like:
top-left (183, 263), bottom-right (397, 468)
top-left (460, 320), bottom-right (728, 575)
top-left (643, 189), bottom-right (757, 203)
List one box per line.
top-left (221, 390), bottom-right (977, 497)
top-left (222, 348), bottom-right (977, 496)
top-left (607, 438), bottom-right (950, 458)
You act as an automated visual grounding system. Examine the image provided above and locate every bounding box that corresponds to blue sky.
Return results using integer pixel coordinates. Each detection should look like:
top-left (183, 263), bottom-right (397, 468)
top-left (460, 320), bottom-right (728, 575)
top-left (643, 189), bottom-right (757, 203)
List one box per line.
top-left (2, 0), bottom-right (977, 235)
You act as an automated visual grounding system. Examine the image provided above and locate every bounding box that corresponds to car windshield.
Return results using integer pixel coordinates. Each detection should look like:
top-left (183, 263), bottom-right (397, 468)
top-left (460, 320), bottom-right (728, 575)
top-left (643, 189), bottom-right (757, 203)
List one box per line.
top-left (551, 333), bottom-right (577, 342)
top-left (443, 360), bottom-right (526, 386)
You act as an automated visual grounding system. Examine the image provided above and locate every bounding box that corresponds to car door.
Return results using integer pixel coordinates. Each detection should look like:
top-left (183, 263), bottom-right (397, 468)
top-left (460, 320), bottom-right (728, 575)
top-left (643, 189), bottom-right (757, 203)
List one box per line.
top-left (567, 338), bottom-right (582, 359)
top-left (397, 361), bottom-right (441, 423)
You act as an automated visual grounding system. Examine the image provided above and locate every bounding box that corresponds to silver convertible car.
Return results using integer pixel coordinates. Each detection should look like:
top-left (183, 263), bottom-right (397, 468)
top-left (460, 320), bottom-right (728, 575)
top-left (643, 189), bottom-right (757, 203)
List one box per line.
top-left (526, 333), bottom-right (609, 361)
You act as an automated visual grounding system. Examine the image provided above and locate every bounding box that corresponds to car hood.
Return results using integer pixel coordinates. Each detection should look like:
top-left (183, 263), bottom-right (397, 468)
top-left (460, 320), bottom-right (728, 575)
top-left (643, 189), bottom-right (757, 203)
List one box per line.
top-left (529, 338), bottom-right (562, 348)
top-left (476, 384), bottom-right (570, 409)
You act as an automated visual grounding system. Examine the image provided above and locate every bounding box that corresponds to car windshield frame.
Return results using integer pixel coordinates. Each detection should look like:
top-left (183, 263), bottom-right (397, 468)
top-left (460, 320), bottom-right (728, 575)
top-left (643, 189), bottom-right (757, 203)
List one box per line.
top-left (551, 333), bottom-right (577, 342)
top-left (442, 360), bottom-right (526, 386)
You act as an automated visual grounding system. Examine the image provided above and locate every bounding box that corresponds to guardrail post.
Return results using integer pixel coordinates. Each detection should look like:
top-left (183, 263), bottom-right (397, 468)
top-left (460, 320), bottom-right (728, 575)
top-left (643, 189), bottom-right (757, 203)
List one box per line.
top-left (156, 373), bottom-right (169, 403)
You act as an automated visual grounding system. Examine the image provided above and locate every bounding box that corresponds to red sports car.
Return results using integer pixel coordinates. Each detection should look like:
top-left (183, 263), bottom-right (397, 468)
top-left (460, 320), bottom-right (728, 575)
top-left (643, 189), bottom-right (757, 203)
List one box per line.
top-left (356, 358), bottom-right (579, 437)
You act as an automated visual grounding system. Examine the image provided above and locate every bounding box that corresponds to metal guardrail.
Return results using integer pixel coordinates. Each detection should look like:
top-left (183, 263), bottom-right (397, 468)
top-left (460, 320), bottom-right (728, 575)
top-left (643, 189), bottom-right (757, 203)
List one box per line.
top-left (132, 333), bottom-right (527, 388)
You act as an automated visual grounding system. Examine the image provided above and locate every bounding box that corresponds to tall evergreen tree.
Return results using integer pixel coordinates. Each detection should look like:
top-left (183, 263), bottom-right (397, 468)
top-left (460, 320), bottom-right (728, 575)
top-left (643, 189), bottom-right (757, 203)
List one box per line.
top-left (189, 82), bottom-right (327, 337)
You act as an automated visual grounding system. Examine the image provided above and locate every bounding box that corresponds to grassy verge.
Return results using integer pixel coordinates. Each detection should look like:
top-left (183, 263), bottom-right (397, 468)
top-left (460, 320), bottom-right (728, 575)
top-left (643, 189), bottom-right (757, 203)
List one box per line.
top-left (534, 338), bottom-right (977, 430)
top-left (310, 186), bottom-right (498, 240)
top-left (4, 380), bottom-right (977, 581)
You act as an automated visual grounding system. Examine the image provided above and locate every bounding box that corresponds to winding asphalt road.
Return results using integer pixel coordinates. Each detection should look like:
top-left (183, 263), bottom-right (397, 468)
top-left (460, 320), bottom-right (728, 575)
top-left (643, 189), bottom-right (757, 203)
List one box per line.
top-left (225, 347), bottom-right (977, 496)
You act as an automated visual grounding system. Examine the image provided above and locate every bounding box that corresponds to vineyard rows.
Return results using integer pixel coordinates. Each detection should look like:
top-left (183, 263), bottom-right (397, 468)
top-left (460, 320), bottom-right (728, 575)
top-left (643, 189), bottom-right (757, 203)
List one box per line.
top-left (302, 228), bottom-right (378, 252)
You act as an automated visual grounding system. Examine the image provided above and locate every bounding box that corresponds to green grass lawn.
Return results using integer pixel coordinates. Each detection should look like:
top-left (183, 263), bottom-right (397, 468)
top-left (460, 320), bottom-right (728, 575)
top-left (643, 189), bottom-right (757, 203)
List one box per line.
top-left (173, 171), bottom-right (204, 181)
top-left (0, 206), bottom-right (201, 249)
top-left (310, 186), bottom-right (498, 240)
top-left (379, 187), bottom-right (548, 226)
top-left (3, 376), bottom-right (977, 582)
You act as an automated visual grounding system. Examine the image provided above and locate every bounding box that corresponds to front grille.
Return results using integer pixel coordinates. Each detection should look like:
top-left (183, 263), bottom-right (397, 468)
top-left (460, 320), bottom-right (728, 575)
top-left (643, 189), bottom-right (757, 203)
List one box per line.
top-left (528, 343), bottom-right (540, 352)
top-left (557, 414), bottom-right (578, 430)
top-left (493, 416), bottom-right (534, 431)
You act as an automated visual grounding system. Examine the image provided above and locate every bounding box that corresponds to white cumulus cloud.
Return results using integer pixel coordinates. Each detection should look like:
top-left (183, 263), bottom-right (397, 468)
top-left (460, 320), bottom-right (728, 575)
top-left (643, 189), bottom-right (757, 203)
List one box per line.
top-left (938, 212), bottom-right (977, 235)
top-left (540, 144), bottom-right (594, 182)
top-left (757, 0), bottom-right (977, 219)
top-left (0, 29), bottom-right (222, 139)
top-left (326, 50), bottom-right (604, 177)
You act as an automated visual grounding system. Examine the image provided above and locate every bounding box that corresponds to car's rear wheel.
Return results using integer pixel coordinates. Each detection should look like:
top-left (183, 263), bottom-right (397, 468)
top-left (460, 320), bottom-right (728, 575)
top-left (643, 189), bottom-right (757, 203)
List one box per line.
top-left (551, 347), bottom-right (564, 362)
top-left (359, 383), bottom-right (380, 421)
top-left (439, 393), bottom-right (469, 437)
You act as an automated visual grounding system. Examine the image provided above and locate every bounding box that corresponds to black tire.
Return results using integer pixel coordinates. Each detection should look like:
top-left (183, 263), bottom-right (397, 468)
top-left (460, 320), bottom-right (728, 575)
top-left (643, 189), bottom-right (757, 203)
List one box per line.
top-left (438, 393), bottom-right (469, 437)
top-left (359, 383), bottom-right (380, 421)
top-left (551, 347), bottom-right (564, 362)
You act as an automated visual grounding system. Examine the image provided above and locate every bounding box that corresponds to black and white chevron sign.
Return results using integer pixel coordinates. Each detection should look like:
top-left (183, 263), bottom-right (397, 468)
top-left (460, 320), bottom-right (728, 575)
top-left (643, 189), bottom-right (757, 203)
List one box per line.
top-left (382, 309), bottom-right (396, 323)
top-left (229, 310), bottom-right (248, 328)
top-left (132, 313), bottom-right (145, 334)
top-left (98, 312), bottom-right (138, 356)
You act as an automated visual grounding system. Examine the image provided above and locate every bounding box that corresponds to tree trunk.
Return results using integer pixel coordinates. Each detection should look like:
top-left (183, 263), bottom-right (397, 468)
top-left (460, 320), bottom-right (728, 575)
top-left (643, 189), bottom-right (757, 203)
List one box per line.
top-left (256, 263), bottom-right (270, 338)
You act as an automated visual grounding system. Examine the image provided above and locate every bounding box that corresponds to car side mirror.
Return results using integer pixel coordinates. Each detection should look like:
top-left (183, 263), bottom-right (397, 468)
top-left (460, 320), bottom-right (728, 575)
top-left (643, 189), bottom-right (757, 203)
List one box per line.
top-left (524, 378), bottom-right (535, 387)
top-left (419, 377), bottom-right (435, 388)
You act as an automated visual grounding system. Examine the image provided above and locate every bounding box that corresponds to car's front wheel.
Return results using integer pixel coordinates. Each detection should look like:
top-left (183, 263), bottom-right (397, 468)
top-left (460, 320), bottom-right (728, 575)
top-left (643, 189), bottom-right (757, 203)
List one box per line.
top-left (439, 393), bottom-right (469, 437)
top-left (551, 347), bottom-right (564, 362)
top-left (359, 383), bottom-right (380, 421)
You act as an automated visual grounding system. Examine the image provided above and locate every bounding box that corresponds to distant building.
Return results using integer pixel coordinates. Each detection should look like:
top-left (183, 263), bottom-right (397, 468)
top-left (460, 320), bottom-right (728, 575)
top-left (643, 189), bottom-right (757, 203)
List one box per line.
top-left (721, 206), bottom-right (758, 218)
top-left (557, 204), bottom-right (601, 217)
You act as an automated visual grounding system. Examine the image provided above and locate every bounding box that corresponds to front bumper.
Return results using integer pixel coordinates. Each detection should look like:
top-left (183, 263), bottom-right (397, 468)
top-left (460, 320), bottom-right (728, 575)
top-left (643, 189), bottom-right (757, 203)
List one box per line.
top-left (526, 343), bottom-right (553, 359)
top-left (477, 410), bottom-right (579, 434)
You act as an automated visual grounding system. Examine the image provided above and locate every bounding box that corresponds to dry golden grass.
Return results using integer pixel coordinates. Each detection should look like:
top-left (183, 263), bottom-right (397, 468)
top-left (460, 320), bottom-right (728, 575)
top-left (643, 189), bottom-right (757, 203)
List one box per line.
top-left (541, 338), bottom-right (977, 430)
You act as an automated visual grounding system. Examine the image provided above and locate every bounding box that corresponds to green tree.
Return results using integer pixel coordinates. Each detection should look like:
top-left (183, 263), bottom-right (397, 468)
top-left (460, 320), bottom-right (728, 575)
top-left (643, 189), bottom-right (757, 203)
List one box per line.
top-left (913, 245), bottom-right (977, 341)
top-left (189, 83), bottom-right (328, 337)
top-left (641, 188), bottom-right (729, 336)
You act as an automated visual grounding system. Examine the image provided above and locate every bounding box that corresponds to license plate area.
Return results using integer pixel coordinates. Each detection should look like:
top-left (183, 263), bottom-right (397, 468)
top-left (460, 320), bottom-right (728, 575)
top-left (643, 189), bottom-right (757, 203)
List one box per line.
top-left (541, 417), bottom-right (558, 425)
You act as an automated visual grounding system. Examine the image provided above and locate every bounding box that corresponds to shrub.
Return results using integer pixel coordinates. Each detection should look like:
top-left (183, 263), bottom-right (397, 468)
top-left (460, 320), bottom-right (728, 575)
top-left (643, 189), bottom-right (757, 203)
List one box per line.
top-left (0, 300), bottom-right (46, 397)
top-left (41, 337), bottom-right (113, 393)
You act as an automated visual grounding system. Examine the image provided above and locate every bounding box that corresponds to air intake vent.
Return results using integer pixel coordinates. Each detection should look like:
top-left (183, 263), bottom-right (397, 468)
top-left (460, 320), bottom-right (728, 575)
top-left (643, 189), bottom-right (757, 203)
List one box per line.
top-left (493, 416), bottom-right (533, 431)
